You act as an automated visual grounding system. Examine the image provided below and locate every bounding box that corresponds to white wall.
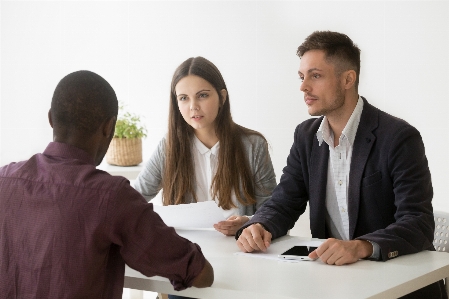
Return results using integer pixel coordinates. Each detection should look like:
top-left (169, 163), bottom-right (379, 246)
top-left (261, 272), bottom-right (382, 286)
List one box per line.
top-left (2, 1), bottom-right (449, 236)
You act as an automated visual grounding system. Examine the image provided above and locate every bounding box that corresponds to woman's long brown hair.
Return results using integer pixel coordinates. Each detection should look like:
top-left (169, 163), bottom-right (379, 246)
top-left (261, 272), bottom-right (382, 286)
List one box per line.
top-left (162, 57), bottom-right (265, 209)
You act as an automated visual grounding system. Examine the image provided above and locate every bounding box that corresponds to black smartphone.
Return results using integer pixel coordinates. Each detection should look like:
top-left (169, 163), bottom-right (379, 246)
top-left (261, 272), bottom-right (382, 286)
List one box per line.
top-left (278, 246), bottom-right (317, 261)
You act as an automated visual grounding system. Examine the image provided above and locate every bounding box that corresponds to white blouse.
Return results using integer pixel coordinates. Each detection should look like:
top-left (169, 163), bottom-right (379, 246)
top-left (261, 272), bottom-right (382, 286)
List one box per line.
top-left (192, 135), bottom-right (239, 219)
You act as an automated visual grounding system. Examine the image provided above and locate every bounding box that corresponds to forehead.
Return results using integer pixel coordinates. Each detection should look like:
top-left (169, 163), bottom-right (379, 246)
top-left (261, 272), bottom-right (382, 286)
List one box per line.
top-left (175, 75), bottom-right (215, 94)
top-left (298, 50), bottom-right (335, 74)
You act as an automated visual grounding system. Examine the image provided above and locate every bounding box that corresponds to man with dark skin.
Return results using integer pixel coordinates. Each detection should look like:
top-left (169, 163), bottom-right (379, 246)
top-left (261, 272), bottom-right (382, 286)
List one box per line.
top-left (0, 70), bottom-right (213, 298)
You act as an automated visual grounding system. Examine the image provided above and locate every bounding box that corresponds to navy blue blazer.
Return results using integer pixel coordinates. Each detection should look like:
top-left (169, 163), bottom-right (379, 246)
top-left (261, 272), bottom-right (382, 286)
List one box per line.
top-left (238, 98), bottom-right (446, 298)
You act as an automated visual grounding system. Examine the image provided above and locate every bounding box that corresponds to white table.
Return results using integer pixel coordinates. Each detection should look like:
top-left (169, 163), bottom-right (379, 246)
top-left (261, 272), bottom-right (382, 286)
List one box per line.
top-left (124, 229), bottom-right (449, 299)
top-left (97, 162), bottom-right (143, 180)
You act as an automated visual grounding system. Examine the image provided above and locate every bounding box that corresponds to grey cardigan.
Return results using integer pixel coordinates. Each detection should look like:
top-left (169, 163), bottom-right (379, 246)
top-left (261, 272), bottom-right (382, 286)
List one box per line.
top-left (133, 134), bottom-right (277, 216)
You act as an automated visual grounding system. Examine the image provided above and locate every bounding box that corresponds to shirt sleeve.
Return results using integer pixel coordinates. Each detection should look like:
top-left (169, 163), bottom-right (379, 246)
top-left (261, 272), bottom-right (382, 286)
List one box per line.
top-left (107, 180), bottom-right (206, 291)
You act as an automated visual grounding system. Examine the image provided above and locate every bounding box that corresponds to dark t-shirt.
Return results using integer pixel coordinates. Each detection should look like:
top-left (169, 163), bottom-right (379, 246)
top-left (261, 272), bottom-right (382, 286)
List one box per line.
top-left (0, 142), bottom-right (205, 299)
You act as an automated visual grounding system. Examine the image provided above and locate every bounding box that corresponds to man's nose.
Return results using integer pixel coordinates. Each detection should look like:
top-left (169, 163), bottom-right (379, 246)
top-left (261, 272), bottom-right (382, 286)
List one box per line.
top-left (300, 79), bottom-right (309, 92)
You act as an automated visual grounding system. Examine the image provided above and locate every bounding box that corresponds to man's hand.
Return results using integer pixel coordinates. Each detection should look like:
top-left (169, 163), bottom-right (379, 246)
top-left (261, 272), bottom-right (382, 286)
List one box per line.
top-left (214, 216), bottom-right (250, 236)
top-left (236, 223), bottom-right (272, 252)
top-left (308, 238), bottom-right (373, 265)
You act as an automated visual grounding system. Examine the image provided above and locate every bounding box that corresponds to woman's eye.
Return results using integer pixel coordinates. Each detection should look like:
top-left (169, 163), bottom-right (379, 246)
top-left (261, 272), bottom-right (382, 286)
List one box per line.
top-left (199, 93), bottom-right (208, 98)
top-left (313, 74), bottom-right (321, 79)
top-left (178, 96), bottom-right (187, 101)
top-left (299, 77), bottom-right (304, 82)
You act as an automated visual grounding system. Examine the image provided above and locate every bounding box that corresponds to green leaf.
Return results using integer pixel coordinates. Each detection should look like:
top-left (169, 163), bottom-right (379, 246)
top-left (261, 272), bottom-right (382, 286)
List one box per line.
top-left (114, 102), bottom-right (147, 139)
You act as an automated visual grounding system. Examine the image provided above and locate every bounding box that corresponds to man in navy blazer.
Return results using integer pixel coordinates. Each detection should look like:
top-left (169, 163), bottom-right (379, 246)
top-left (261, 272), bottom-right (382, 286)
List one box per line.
top-left (236, 31), bottom-right (446, 298)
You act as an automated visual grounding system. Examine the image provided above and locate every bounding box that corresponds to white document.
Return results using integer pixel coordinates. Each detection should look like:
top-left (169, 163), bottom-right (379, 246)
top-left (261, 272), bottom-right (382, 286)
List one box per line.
top-left (152, 201), bottom-right (226, 230)
top-left (234, 238), bottom-right (324, 262)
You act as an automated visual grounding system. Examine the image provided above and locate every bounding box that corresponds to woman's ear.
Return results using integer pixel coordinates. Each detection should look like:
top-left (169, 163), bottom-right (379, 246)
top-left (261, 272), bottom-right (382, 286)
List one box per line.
top-left (220, 89), bottom-right (228, 105)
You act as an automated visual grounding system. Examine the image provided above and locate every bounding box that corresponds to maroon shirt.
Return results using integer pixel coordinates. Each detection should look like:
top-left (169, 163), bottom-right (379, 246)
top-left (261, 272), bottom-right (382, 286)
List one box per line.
top-left (0, 142), bottom-right (206, 299)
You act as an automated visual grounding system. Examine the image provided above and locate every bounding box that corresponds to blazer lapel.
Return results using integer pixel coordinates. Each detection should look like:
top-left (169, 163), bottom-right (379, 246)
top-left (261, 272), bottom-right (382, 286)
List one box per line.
top-left (348, 98), bottom-right (378, 239)
top-left (309, 131), bottom-right (330, 238)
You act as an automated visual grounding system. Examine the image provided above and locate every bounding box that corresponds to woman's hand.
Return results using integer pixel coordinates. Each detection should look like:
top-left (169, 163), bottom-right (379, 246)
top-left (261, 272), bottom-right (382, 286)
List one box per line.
top-left (213, 216), bottom-right (250, 236)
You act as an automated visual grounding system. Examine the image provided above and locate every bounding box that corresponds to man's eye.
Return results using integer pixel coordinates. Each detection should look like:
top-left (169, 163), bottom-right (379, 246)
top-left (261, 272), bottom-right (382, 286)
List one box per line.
top-left (299, 77), bottom-right (304, 82)
top-left (313, 74), bottom-right (321, 79)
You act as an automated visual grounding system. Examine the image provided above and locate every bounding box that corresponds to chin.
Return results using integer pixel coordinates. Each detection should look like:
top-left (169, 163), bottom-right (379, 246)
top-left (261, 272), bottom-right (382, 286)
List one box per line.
top-left (308, 109), bottom-right (322, 117)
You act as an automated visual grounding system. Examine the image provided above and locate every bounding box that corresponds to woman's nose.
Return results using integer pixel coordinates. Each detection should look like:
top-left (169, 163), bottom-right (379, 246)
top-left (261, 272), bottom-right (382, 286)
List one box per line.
top-left (190, 102), bottom-right (199, 111)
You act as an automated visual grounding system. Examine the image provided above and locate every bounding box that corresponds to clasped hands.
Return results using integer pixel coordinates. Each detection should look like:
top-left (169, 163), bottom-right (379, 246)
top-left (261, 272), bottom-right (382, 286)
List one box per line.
top-left (236, 223), bottom-right (373, 265)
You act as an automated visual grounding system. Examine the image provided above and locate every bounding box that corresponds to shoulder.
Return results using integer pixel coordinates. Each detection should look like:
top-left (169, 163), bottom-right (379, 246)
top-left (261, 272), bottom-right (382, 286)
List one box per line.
top-left (240, 131), bottom-right (267, 148)
top-left (362, 99), bottom-right (419, 136)
top-left (295, 117), bottom-right (323, 136)
top-left (147, 136), bottom-right (167, 161)
top-left (0, 159), bottom-right (27, 177)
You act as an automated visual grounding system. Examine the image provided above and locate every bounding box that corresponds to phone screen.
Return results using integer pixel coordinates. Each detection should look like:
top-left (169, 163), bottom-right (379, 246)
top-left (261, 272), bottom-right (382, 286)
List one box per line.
top-left (278, 246), bottom-right (317, 261)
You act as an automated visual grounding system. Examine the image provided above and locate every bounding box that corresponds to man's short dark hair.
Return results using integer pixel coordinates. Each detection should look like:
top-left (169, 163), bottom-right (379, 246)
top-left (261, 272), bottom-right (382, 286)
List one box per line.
top-left (297, 31), bottom-right (361, 89)
top-left (50, 70), bottom-right (118, 137)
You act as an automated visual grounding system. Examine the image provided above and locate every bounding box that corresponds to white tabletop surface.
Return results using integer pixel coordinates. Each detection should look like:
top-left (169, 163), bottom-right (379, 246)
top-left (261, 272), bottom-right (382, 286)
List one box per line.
top-left (124, 229), bottom-right (449, 299)
top-left (97, 162), bottom-right (143, 180)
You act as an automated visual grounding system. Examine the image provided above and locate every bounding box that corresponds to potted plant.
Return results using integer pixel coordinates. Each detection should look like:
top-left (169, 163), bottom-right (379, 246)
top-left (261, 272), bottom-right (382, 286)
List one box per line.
top-left (106, 103), bottom-right (147, 166)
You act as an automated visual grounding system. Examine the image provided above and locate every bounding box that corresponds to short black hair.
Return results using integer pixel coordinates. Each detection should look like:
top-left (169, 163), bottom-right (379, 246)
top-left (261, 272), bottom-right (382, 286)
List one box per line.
top-left (297, 31), bottom-right (361, 89)
top-left (50, 70), bottom-right (118, 136)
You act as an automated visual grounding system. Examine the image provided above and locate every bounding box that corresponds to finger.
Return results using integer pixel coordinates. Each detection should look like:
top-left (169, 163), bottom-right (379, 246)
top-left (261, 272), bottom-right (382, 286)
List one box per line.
top-left (263, 230), bottom-right (272, 248)
top-left (251, 230), bottom-right (269, 252)
top-left (315, 239), bottom-right (333, 256)
top-left (215, 220), bottom-right (230, 226)
top-left (324, 252), bottom-right (340, 265)
top-left (240, 227), bottom-right (264, 251)
top-left (308, 249), bottom-right (319, 260)
top-left (236, 239), bottom-right (248, 252)
top-left (237, 234), bottom-right (256, 252)
top-left (334, 256), bottom-right (348, 266)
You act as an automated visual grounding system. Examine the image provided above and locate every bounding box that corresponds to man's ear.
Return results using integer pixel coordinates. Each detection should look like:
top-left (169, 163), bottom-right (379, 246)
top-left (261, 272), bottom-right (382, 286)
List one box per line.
top-left (103, 116), bottom-right (116, 138)
top-left (342, 70), bottom-right (357, 90)
top-left (48, 109), bottom-right (54, 128)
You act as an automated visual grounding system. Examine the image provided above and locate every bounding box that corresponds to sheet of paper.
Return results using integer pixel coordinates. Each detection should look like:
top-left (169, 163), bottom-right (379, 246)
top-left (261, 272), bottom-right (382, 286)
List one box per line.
top-left (234, 238), bottom-right (325, 262)
top-left (152, 201), bottom-right (226, 229)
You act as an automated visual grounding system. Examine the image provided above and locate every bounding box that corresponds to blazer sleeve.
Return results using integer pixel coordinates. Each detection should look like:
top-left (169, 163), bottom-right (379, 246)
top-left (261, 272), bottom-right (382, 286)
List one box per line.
top-left (356, 124), bottom-right (435, 261)
top-left (237, 126), bottom-right (309, 239)
top-left (133, 137), bottom-right (166, 202)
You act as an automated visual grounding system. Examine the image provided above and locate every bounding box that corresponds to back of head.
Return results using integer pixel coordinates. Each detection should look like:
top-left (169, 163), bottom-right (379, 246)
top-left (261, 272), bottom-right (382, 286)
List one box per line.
top-left (297, 31), bottom-right (361, 89)
top-left (50, 70), bottom-right (118, 139)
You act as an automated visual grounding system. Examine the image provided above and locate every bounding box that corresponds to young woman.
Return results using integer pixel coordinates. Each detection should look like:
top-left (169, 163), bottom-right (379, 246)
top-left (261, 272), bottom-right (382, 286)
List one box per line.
top-left (134, 56), bottom-right (276, 237)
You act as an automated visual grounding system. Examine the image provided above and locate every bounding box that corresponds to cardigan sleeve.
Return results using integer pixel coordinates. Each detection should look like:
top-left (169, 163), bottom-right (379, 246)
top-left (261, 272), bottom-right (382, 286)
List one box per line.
top-left (133, 137), bottom-right (166, 202)
top-left (252, 136), bottom-right (277, 211)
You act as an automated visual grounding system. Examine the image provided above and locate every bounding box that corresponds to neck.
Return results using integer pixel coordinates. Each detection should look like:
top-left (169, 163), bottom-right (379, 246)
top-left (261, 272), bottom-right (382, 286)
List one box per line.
top-left (327, 94), bottom-right (359, 147)
top-left (194, 128), bottom-right (219, 149)
top-left (53, 130), bottom-right (103, 165)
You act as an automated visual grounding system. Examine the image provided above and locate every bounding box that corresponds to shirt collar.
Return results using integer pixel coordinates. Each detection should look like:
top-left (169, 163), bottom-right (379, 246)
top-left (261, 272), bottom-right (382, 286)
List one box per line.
top-left (43, 142), bottom-right (96, 165)
top-left (193, 135), bottom-right (220, 155)
top-left (316, 96), bottom-right (364, 146)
